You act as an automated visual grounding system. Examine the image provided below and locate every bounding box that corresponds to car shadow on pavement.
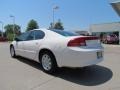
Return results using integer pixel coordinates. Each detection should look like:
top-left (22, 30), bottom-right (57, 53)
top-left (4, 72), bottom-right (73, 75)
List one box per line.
top-left (55, 66), bottom-right (113, 86)
top-left (16, 56), bottom-right (113, 86)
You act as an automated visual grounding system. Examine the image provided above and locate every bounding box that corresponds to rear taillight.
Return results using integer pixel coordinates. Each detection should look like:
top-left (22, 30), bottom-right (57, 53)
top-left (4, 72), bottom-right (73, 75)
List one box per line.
top-left (67, 36), bottom-right (99, 47)
top-left (67, 38), bottom-right (86, 46)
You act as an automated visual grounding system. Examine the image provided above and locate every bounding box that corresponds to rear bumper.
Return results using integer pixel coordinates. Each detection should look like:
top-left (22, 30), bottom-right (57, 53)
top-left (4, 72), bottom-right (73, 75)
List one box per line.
top-left (58, 47), bottom-right (103, 67)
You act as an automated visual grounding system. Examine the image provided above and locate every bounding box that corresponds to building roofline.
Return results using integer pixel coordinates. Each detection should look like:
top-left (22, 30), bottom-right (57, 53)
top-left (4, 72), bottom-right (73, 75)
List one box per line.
top-left (90, 21), bottom-right (120, 26)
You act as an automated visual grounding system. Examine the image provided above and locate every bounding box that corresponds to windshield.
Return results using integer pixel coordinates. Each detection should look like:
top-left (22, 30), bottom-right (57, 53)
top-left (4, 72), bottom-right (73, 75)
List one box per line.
top-left (51, 30), bottom-right (79, 37)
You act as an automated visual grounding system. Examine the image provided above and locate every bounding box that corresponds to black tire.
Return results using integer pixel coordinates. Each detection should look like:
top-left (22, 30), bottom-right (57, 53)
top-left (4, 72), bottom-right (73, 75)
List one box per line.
top-left (39, 51), bottom-right (57, 74)
top-left (10, 46), bottom-right (16, 58)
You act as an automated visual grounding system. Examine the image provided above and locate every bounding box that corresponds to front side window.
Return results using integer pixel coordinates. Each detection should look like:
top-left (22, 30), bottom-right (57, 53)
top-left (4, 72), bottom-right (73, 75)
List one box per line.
top-left (16, 30), bottom-right (45, 41)
top-left (17, 31), bottom-right (31, 41)
top-left (34, 30), bottom-right (45, 40)
top-left (27, 31), bottom-right (34, 40)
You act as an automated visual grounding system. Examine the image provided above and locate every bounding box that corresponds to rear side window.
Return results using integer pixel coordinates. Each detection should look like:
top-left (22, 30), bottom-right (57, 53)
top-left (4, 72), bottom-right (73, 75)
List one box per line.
top-left (51, 30), bottom-right (79, 37)
top-left (34, 30), bottom-right (45, 40)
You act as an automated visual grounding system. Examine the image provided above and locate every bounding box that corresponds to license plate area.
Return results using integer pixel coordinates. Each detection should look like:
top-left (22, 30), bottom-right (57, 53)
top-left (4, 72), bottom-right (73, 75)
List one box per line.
top-left (97, 51), bottom-right (102, 59)
top-left (86, 40), bottom-right (100, 47)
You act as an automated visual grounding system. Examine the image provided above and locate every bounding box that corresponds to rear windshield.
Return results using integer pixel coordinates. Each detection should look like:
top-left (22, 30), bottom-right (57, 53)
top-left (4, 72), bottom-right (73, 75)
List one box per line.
top-left (51, 30), bottom-right (79, 37)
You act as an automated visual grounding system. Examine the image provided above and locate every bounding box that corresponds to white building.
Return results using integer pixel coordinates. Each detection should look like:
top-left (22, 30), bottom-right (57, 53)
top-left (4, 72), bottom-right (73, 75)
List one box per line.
top-left (89, 0), bottom-right (120, 44)
top-left (90, 22), bottom-right (120, 33)
top-left (90, 22), bottom-right (120, 44)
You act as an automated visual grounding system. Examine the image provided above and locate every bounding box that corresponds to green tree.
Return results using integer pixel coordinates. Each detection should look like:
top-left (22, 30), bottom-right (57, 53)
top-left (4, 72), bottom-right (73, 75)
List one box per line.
top-left (26, 19), bottom-right (39, 31)
top-left (4, 24), bottom-right (21, 35)
top-left (48, 22), bottom-right (53, 30)
top-left (49, 19), bottom-right (64, 30)
top-left (4, 24), bottom-right (21, 41)
top-left (54, 19), bottom-right (64, 30)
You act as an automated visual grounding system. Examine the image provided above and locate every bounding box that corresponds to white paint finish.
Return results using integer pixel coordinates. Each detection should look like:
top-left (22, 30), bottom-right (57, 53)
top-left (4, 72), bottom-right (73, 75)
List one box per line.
top-left (11, 28), bottom-right (103, 68)
top-left (23, 40), bottom-right (37, 60)
top-left (14, 41), bottom-right (24, 56)
top-left (60, 47), bottom-right (103, 67)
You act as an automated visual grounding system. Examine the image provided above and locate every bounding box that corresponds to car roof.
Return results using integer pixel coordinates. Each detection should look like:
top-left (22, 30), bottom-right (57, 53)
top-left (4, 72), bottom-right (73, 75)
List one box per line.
top-left (32, 28), bottom-right (65, 33)
top-left (32, 28), bottom-right (48, 31)
top-left (33, 28), bottom-right (64, 31)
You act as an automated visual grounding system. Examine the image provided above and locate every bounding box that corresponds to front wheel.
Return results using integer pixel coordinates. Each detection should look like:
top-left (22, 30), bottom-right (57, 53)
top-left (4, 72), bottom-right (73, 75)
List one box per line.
top-left (40, 51), bottom-right (57, 74)
top-left (10, 46), bottom-right (16, 58)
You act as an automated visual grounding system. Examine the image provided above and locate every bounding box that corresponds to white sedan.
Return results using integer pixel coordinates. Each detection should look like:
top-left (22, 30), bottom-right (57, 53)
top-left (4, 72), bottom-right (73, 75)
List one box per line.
top-left (10, 28), bottom-right (103, 73)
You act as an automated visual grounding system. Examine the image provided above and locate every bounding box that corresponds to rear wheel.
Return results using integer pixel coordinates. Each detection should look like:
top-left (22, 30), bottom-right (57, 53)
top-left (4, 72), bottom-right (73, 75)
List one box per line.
top-left (39, 51), bottom-right (57, 74)
top-left (10, 46), bottom-right (16, 58)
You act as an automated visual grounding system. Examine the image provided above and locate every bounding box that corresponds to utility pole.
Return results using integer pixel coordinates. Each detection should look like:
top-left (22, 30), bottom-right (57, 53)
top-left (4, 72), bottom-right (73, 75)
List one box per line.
top-left (52, 6), bottom-right (59, 29)
top-left (10, 15), bottom-right (15, 40)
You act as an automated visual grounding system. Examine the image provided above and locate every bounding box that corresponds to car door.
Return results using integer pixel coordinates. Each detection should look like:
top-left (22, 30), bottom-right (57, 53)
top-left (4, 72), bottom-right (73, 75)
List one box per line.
top-left (23, 30), bottom-right (45, 60)
top-left (15, 32), bottom-right (30, 56)
top-left (33, 30), bottom-right (45, 60)
top-left (23, 31), bottom-right (35, 59)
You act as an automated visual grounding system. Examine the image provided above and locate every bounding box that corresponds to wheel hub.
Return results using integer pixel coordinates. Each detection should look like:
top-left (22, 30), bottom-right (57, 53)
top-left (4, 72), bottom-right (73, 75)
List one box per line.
top-left (10, 47), bottom-right (14, 56)
top-left (41, 54), bottom-right (52, 71)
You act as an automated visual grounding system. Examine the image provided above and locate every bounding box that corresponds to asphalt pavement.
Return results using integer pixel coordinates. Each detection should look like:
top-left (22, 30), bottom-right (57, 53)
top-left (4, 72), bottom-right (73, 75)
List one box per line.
top-left (0, 42), bottom-right (120, 90)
